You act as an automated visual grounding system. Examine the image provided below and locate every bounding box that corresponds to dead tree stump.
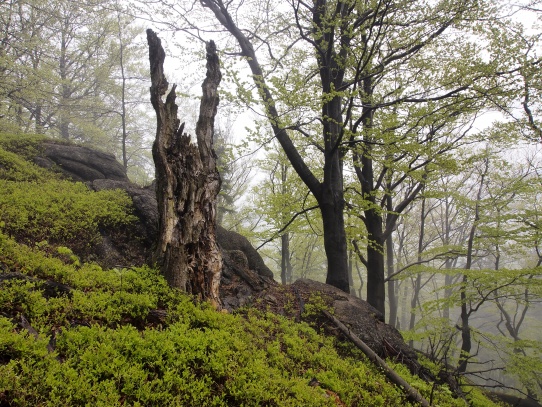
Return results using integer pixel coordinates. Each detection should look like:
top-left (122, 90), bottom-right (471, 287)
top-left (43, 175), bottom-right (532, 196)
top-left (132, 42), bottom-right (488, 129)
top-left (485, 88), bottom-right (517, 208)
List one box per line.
top-left (147, 29), bottom-right (222, 307)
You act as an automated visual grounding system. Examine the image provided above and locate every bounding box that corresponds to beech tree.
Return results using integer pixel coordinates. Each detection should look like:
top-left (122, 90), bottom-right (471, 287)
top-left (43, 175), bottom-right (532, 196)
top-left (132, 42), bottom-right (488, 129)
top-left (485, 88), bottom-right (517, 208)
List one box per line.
top-left (137, 0), bottom-right (537, 317)
top-left (398, 143), bottom-right (541, 395)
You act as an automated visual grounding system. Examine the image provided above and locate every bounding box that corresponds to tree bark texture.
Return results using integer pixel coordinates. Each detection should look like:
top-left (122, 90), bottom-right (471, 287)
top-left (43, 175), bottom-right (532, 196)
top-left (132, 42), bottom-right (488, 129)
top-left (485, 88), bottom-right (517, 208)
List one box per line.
top-left (147, 29), bottom-right (222, 307)
top-left (365, 210), bottom-right (386, 315)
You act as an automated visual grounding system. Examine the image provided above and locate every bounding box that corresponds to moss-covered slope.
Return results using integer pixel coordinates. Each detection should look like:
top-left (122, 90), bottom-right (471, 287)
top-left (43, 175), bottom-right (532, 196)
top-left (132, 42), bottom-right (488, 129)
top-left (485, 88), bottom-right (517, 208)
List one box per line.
top-left (0, 133), bottom-right (501, 406)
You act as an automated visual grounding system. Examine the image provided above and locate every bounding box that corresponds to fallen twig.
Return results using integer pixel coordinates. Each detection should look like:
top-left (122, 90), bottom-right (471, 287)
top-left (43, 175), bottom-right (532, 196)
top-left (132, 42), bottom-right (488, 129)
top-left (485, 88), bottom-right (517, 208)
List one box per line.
top-left (323, 310), bottom-right (431, 407)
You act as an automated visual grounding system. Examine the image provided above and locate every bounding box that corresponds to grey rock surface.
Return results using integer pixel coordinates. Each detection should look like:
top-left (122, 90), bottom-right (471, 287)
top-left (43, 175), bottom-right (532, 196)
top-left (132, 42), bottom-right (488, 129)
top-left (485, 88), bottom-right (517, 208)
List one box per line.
top-left (217, 226), bottom-right (274, 279)
top-left (36, 142), bottom-right (128, 182)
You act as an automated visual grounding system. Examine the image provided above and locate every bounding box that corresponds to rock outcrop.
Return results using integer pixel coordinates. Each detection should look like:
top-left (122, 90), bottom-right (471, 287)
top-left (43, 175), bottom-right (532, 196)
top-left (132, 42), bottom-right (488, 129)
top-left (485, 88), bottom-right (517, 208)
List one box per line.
top-left (35, 141), bottom-right (128, 182)
top-left (293, 279), bottom-right (418, 363)
top-left (90, 178), bottom-right (158, 246)
top-left (254, 279), bottom-right (418, 362)
top-left (32, 140), bottom-right (275, 303)
top-left (217, 226), bottom-right (274, 279)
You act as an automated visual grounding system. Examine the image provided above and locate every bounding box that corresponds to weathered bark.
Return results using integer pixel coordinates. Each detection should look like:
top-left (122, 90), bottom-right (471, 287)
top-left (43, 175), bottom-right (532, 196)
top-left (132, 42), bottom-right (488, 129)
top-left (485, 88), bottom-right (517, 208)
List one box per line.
top-left (147, 29), bottom-right (222, 307)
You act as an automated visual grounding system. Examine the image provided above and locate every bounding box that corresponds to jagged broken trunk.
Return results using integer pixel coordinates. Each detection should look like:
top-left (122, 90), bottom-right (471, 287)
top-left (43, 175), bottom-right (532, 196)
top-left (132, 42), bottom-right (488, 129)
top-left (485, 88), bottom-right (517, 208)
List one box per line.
top-left (147, 29), bottom-right (222, 307)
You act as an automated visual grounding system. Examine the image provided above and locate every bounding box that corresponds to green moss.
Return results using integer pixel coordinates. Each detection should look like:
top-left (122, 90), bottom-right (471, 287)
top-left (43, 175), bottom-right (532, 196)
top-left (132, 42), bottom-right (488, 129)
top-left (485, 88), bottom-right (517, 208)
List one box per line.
top-left (0, 133), bottom-right (46, 160)
top-left (0, 148), bottom-right (52, 182)
top-left (0, 232), bottom-right (503, 406)
top-left (0, 180), bottom-right (137, 255)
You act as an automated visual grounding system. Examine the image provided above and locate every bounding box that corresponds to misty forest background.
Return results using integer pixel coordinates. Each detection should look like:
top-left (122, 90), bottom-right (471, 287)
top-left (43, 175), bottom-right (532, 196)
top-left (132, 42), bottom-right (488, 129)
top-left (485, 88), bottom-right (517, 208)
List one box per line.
top-left (1, 0), bottom-right (542, 400)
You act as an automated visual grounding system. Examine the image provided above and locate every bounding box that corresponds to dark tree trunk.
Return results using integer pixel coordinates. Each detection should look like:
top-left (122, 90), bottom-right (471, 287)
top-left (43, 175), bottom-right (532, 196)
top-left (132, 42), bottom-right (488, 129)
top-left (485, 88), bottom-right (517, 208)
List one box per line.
top-left (200, 0), bottom-right (350, 295)
top-left (386, 233), bottom-right (397, 327)
top-left (443, 196), bottom-right (454, 320)
top-left (353, 73), bottom-right (387, 316)
top-left (458, 157), bottom-right (488, 373)
top-left (321, 199), bottom-right (349, 292)
top-left (280, 163), bottom-right (293, 285)
top-left (280, 233), bottom-right (292, 285)
top-left (408, 196), bottom-right (426, 347)
top-left (365, 210), bottom-right (386, 315)
top-left (147, 29), bottom-right (222, 307)
top-left (457, 275), bottom-right (471, 374)
top-left (386, 191), bottom-right (397, 327)
top-left (318, 152), bottom-right (349, 293)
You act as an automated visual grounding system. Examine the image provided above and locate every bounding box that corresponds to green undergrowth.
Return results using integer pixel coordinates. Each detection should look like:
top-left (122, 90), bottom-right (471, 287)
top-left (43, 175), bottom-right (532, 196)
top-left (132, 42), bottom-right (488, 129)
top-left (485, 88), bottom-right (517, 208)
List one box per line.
top-left (0, 233), bottom-right (502, 407)
top-left (0, 133), bottom-right (501, 406)
top-left (0, 132), bottom-right (68, 182)
top-left (0, 179), bottom-right (137, 255)
top-left (0, 132), bottom-right (137, 257)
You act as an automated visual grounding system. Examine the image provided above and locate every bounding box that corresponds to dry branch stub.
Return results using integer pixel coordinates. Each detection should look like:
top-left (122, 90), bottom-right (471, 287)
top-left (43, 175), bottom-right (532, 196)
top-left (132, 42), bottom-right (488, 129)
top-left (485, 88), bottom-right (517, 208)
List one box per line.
top-left (147, 29), bottom-right (222, 308)
top-left (323, 310), bottom-right (431, 407)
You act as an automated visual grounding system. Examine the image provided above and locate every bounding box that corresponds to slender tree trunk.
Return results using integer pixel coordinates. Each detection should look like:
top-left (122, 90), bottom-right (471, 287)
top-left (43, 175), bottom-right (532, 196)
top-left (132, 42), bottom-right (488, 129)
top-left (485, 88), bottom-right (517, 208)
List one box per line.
top-left (31, 49), bottom-right (44, 134)
top-left (281, 233), bottom-right (292, 285)
top-left (443, 196), bottom-right (453, 320)
top-left (409, 196), bottom-right (426, 347)
top-left (386, 191), bottom-right (397, 327)
top-left (34, 105), bottom-right (44, 134)
top-left (280, 163), bottom-right (293, 285)
top-left (443, 272), bottom-right (453, 320)
top-left (457, 157), bottom-right (488, 374)
top-left (365, 210), bottom-right (386, 315)
top-left (59, 29), bottom-right (70, 140)
top-left (457, 273), bottom-right (471, 374)
top-left (148, 29), bottom-right (222, 307)
top-left (348, 246), bottom-right (355, 296)
top-left (396, 222), bottom-right (409, 329)
top-left (401, 281), bottom-right (408, 330)
top-left (117, 11), bottom-right (128, 170)
top-left (387, 233), bottom-right (397, 327)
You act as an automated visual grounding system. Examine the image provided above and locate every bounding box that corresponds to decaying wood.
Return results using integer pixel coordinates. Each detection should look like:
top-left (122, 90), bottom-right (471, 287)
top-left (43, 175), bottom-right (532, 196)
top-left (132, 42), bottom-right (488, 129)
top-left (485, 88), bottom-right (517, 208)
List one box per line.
top-left (147, 29), bottom-right (222, 307)
top-left (323, 310), bottom-right (431, 407)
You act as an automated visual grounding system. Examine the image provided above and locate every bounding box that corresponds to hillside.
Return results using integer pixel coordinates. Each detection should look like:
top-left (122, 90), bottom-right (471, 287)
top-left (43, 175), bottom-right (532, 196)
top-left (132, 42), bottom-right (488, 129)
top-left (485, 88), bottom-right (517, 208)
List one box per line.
top-left (0, 133), bottom-right (503, 406)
